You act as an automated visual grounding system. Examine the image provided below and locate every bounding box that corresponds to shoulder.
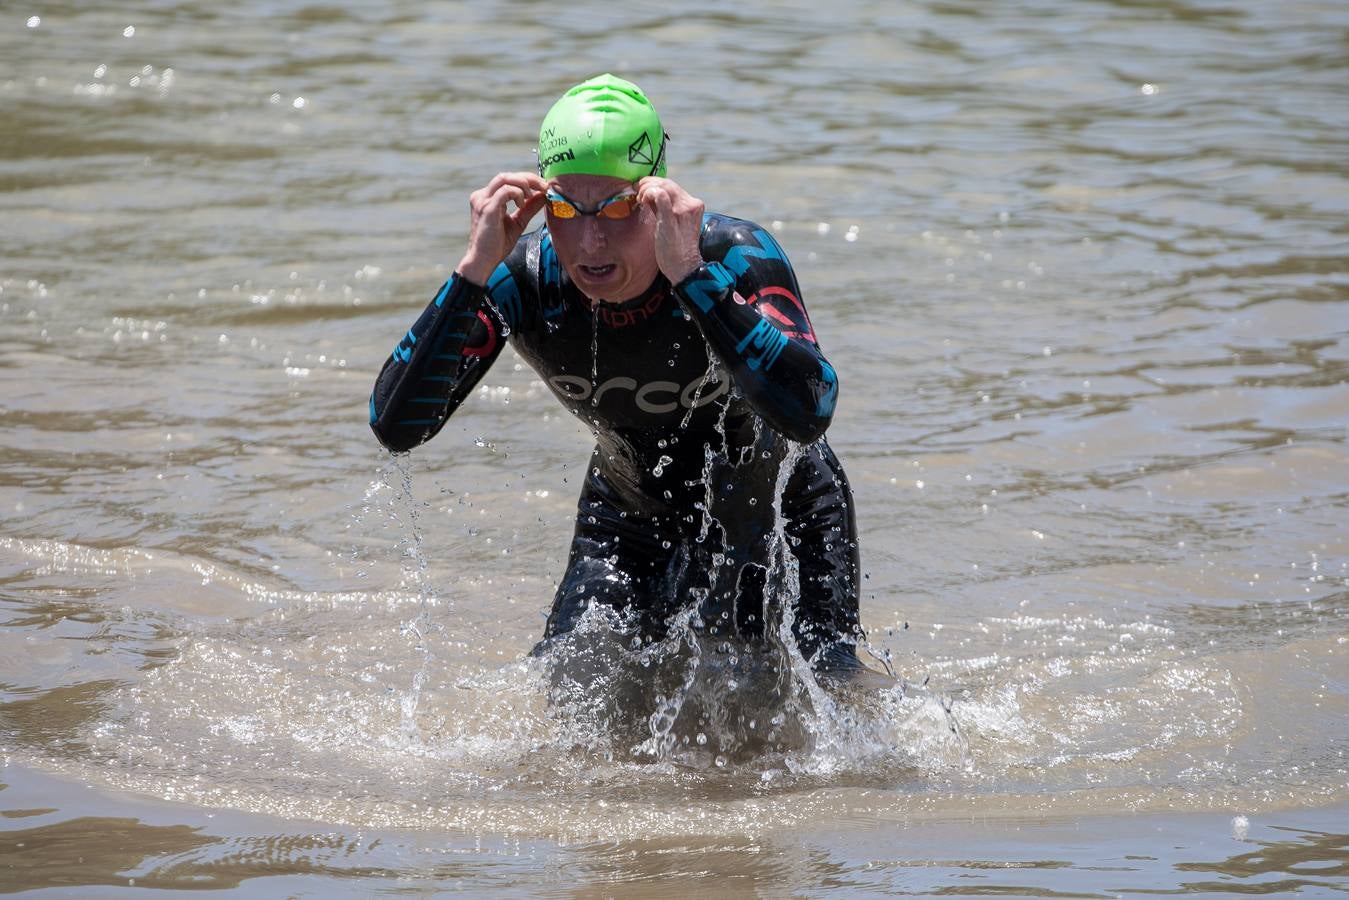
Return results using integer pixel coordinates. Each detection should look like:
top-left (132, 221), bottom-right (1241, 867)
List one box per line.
top-left (482, 232), bottom-right (535, 329)
top-left (698, 212), bottom-right (795, 281)
top-left (494, 229), bottom-right (537, 280)
top-left (490, 227), bottom-right (562, 296)
top-left (699, 211), bottom-right (773, 251)
top-left (485, 227), bottom-right (566, 331)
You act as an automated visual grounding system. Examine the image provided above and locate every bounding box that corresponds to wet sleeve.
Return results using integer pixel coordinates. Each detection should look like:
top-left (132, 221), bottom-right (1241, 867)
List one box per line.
top-left (672, 221), bottom-right (839, 444)
top-left (368, 267), bottom-right (516, 452)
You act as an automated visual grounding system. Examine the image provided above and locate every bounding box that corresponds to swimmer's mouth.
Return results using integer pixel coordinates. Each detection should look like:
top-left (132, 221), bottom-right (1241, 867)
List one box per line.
top-left (579, 264), bottom-right (616, 279)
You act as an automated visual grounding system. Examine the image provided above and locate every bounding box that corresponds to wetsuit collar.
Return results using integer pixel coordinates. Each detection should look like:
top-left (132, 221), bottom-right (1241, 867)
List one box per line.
top-left (581, 274), bottom-right (670, 312)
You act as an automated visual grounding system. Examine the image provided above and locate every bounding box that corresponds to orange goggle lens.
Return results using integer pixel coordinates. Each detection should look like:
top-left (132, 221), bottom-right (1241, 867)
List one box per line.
top-left (546, 191), bottom-right (638, 220)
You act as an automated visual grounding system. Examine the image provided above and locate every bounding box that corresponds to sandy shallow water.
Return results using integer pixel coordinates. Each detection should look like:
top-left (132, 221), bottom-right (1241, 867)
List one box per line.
top-left (2, 0), bottom-right (1347, 895)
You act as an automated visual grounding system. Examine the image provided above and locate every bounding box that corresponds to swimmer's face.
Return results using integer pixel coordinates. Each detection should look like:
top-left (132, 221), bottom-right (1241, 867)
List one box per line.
top-left (545, 174), bottom-right (660, 304)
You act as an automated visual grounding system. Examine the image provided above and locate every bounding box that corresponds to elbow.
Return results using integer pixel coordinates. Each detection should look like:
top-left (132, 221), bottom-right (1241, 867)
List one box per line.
top-left (370, 421), bottom-right (417, 454)
top-left (749, 358), bottom-right (839, 444)
top-left (779, 410), bottom-right (830, 445)
top-left (783, 359), bottom-right (838, 444)
top-left (368, 394), bottom-right (421, 454)
top-left (761, 391), bottom-right (832, 444)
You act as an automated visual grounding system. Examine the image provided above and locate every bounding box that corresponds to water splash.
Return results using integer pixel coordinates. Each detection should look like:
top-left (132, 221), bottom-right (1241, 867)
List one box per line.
top-left (479, 294), bottom-right (511, 338)
top-left (531, 438), bottom-right (961, 777)
top-left (358, 352), bottom-right (960, 779)
top-left (380, 453), bottom-right (442, 742)
top-left (589, 302), bottom-right (600, 403)
top-left (534, 587), bottom-right (967, 777)
top-left (678, 358), bottom-right (724, 431)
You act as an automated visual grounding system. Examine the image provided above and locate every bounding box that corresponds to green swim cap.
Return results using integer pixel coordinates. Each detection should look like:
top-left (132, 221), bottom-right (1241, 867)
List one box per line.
top-left (537, 74), bottom-right (667, 181)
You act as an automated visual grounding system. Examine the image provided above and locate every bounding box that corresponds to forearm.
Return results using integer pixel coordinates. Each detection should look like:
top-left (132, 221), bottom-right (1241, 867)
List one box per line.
top-left (674, 262), bottom-right (838, 444)
top-left (369, 274), bottom-right (497, 452)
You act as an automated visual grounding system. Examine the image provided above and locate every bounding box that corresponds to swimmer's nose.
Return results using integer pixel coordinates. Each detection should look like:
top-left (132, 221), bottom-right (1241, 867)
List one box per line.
top-left (579, 215), bottom-right (606, 253)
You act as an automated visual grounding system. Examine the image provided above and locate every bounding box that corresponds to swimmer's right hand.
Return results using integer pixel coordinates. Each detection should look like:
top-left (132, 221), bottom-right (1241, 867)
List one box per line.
top-left (457, 172), bottom-right (549, 286)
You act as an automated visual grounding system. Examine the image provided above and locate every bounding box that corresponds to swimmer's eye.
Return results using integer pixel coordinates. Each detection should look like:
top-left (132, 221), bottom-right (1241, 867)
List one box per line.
top-left (546, 190), bottom-right (639, 220)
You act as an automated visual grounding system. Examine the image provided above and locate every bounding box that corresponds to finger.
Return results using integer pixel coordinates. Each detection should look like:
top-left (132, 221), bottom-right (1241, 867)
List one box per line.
top-left (646, 175), bottom-right (690, 203)
top-left (638, 181), bottom-right (671, 214)
top-left (483, 185), bottom-right (527, 218)
top-left (518, 188), bottom-right (548, 213)
top-left (663, 182), bottom-right (698, 212)
top-left (520, 182), bottom-right (549, 209)
top-left (484, 172), bottom-right (548, 197)
top-left (509, 191), bottom-right (547, 230)
top-left (480, 173), bottom-right (512, 197)
top-left (637, 175), bottom-right (673, 192)
top-left (498, 178), bottom-right (552, 212)
top-left (651, 186), bottom-right (676, 223)
top-left (636, 177), bottom-right (670, 202)
top-left (635, 176), bottom-right (656, 199)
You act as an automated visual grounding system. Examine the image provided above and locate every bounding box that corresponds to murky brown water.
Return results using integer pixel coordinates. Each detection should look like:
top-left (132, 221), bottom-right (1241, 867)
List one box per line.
top-left (3, 0), bottom-right (1347, 895)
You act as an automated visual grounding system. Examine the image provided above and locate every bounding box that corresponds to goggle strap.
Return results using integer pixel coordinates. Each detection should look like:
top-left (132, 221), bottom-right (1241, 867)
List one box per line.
top-left (650, 131), bottom-right (669, 177)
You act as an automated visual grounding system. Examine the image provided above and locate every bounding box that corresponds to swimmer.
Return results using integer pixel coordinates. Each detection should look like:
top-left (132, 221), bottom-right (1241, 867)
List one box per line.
top-left (370, 74), bottom-right (866, 673)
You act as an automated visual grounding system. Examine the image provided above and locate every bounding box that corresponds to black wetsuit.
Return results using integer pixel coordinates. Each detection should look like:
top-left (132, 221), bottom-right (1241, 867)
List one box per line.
top-left (370, 214), bottom-right (863, 670)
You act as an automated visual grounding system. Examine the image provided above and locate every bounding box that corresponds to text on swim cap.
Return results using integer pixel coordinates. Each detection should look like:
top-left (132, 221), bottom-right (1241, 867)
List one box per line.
top-left (539, 149), bottom-right (575, 171)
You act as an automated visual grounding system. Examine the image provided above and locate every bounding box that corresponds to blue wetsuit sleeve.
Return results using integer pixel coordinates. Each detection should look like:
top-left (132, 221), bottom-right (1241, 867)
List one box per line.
top-left (672, 221), bottom-right (839, 444)
top-left (368, 269), bottom-right (513, 452)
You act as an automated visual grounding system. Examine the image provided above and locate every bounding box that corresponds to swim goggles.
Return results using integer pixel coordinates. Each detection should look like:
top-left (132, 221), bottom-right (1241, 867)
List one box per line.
top-left (545, 189), bottom-right (639, 220)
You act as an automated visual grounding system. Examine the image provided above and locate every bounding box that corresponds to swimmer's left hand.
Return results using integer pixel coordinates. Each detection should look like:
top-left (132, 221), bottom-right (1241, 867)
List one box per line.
top-left (637, 176), bottom-right (705, 285)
